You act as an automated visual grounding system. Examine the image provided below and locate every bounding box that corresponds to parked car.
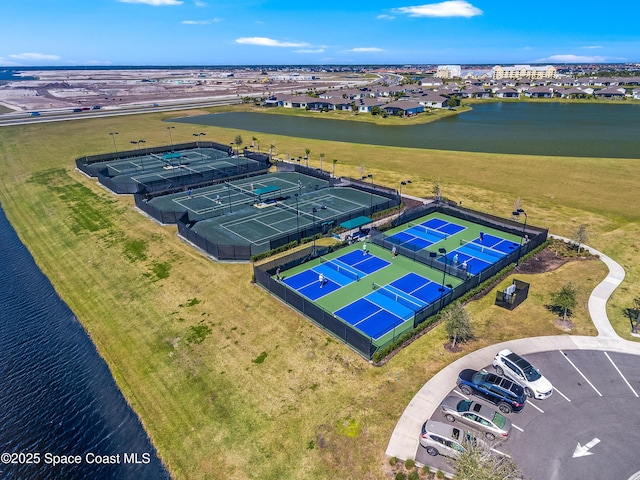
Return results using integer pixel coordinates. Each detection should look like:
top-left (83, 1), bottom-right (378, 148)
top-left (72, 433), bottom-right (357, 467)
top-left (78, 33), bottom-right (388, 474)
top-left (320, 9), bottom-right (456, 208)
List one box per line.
top-left (439, 395), bottom-right (512, 441)
top-left (457, 369), bottom-right (526, 414)
top-left (420, 419), bottom-right (481, 458)
top-left (492, 349), bottom-right (553, 399)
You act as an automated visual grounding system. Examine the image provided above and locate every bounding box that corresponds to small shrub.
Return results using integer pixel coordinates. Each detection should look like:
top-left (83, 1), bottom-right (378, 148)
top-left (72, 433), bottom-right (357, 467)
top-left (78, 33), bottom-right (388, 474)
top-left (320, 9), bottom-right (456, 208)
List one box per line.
top-left (421, 465), bottom-right (430, 475)
top-left (252, 351), bottom-right (268, 364)
top-left (389, 456), bottom-right (398, 466)
top-left (436, 469), bottom-right (445, 479)
top-left (408, 472), bottom-right (419, 480)
top-left (395, 472), bottom-right (405, 480)
top-left (404, 458), bottom-right (415, 470)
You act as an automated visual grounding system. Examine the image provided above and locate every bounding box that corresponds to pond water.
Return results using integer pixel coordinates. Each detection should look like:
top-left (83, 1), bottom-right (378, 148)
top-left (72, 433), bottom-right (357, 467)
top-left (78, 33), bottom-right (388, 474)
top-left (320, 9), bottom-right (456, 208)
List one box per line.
top-left (172, 102), bottom-right (640, 159)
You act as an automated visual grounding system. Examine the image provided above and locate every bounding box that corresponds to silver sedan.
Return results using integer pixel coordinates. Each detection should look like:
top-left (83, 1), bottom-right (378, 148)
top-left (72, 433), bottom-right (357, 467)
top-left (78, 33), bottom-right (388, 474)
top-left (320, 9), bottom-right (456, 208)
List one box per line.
top-left (439, 395), bottom-right (512, 441)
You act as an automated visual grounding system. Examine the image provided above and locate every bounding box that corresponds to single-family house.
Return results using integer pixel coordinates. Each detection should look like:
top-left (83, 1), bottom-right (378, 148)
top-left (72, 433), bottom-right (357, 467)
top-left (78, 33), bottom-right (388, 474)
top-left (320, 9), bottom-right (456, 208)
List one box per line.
top-left (383, 100), bottom-right (425, 116)
top-left (493, 87), bottom-right (520, 98)
top-left (558, 87), bottom-right (593, 98)
top-left (593, 86), bottom-right (626, 98)
top-left (357, 97), bottom-right (388, 113)
top-left (632, 88), bottom-right (640, 100)
top-left (460, 85), bottom-right (492, 98)
top-left (414, 93), bottom-right (449, 108)
top-left (525, 86), bottom-right (555, 98)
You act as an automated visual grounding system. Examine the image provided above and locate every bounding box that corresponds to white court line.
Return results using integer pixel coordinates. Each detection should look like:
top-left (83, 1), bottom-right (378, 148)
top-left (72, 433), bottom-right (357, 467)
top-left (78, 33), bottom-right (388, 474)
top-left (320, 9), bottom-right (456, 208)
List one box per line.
top-left (559, 350), bottom-right (602, 396)
top-left (526, 400), bottom-right (544, 413)
top-left (512, 424), bottom-right (524, 433)
top-left (553, 386), bottom-right (571, 402)
top-left (604, 351), bottom-right (639, 397)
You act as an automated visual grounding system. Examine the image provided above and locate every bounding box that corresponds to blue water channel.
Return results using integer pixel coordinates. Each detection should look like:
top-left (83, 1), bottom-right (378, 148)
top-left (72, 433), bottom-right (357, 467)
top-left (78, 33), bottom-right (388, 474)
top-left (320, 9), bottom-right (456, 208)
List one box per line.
top-left (172, 102), bottom-right (640, 159)
top-left (0, 206), bottom-right (169, 480)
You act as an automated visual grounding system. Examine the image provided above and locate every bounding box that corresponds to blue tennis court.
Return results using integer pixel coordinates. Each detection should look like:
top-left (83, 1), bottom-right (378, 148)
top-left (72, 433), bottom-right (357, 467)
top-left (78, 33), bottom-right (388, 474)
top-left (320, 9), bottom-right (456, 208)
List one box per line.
top-left (335, 298), bottom-right (407, 339)
top-left (389, 272), bottom-right (448, 305)
top-left (282, 251), bottom-right (390, 301)
top-left (387, 217), bottom-right (467, 252)
top-left (444, 233), bottom-right (520, 275)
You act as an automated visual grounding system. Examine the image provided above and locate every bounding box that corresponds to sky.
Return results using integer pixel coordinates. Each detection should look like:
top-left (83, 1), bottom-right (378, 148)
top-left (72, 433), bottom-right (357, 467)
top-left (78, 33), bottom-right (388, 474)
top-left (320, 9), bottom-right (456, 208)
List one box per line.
top-left (1, 0), bottom-right (639, 66)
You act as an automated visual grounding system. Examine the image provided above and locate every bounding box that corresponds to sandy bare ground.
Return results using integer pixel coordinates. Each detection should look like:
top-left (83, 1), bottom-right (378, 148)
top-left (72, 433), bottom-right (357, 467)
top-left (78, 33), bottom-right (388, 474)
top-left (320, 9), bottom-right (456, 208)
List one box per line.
top-left (0, 68), bottom-right (372, 112)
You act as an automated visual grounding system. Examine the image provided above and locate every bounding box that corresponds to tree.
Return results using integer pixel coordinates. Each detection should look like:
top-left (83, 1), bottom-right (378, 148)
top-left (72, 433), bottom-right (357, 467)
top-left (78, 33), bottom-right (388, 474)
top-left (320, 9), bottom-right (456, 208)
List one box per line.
top-left (304, 148), bottom-right (311, 167)
top-left (551, 283), bottom-right (578, 321)
top-left (455, 441), bottom-right (523, 480)
top-left (268, 143), bottom-right (276, 160)
top-left (444, 303), bottom-right (474, 350)
top-left (445, 96), bottom-right (458, 108)
top-left (573, 224), bottom-right (589, 253)
top-left (332, 159), bottom-right (338, 178)
top-left (319, 153), bottom-right (325, 171)
top-left (252, 136), bottom-right (259, 152)
top-left (371, 105), bottom-right (381, 116)
top-left (234, 134), bottom-right (243, 153)
top-left (432, 177), bottom-right (442, 202)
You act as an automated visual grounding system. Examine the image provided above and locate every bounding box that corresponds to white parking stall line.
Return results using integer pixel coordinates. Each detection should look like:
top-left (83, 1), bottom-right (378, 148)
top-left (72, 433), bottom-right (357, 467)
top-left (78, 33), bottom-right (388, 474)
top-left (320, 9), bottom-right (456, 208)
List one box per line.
top-left (526, 400), bottom-right (544, 413)
top-left (560, 350), bottom-right (603, 396)
top-left (604, 352), bottom-right (639, 397)
top-left (553, 386), bottom-right (572, 402)
top-left (452, 389), bottom-right (469, 399)
top-left (490, 447), bottom-right (511, 458)
top-left (511, 424), bottom-right (524, 433)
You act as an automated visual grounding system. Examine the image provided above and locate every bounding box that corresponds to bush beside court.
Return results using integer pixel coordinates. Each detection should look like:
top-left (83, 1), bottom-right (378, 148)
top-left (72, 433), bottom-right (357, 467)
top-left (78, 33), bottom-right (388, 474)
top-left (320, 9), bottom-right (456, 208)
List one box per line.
top-left (0, 109), bottom-right (635, 479)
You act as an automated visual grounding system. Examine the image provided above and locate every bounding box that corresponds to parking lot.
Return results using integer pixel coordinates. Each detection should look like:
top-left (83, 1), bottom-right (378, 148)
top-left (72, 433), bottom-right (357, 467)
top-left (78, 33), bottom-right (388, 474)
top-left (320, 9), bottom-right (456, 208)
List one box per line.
top-left (415, 348), bottom-right (640, 480)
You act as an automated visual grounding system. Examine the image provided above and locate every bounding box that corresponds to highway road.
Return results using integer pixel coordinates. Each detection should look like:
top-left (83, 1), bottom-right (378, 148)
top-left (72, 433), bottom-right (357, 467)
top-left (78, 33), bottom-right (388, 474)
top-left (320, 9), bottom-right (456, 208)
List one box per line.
top-left (0, 96), bottom-right (243, 127)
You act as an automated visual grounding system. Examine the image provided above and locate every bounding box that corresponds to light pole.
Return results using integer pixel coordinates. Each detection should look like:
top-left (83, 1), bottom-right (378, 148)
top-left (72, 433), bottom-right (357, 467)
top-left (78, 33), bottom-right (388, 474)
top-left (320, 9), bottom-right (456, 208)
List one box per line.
top-left (109, 132), bottom-right (119, 155)
top-left (193, 132), bottom-right (205, 149)
top-left (130, 139), bottom-right (146, 169)
top-left (312, 207), bottom-right (318, 254)
top-left (399, 179), bottom-right (412, 213)
top-left (362, 174), bottom-right (373, 229)
top-left (167, 126), bottom-right (175, 150)
top-left (295, 194), bottom-right (300, 244)
top-left (512, 208), bottom-right (528, 266)
top-left (227, 183), bottom-right (233, 213)
top-left (438, 247), bottom-right (448, 309)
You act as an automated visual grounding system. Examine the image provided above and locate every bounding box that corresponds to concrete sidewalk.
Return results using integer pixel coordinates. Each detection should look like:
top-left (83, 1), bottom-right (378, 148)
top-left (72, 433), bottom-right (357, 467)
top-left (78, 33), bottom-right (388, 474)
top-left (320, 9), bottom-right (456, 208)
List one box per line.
top-left (385, 239), bottom-right (633, 461)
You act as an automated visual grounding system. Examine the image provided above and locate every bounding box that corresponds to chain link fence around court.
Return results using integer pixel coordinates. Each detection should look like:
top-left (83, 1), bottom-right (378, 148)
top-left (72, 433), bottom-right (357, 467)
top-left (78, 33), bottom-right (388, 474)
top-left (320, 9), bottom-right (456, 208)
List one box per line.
top-left (253, 245), bottom-right (376, 359)
top-left (77, 142), bottom-right (271, 195)
top-left (254, 204), bottom-right (548, 360)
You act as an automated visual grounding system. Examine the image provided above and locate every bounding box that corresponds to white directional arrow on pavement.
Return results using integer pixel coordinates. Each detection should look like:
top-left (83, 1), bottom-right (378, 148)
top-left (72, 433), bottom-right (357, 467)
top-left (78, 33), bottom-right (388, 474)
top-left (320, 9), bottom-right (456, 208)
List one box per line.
top-left (573, 438), bottom-right (601, 458)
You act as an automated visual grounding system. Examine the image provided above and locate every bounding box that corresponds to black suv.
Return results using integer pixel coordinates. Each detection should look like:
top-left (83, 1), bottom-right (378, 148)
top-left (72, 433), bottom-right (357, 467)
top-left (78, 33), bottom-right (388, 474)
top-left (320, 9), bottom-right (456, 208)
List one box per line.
top-left (457, 369), bottom-right (526, 414)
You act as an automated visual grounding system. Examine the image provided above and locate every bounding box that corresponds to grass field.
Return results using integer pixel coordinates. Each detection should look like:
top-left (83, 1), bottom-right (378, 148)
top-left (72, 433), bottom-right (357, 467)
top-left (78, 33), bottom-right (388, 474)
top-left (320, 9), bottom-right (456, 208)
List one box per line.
top-left (0, 106), bottom-right (636, 479)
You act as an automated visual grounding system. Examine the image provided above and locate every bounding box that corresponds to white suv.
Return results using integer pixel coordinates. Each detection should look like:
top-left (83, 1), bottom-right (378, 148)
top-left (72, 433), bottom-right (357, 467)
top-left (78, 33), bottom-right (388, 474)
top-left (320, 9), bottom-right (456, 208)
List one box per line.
top-left (492, 349), bottom-right (553, 400)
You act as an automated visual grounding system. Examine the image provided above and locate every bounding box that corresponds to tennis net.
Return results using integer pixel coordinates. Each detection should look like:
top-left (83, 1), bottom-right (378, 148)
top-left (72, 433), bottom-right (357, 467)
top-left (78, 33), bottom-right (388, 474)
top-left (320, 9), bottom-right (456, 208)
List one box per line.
top-left (372, 282), bottom-right (426, 311)
top-left (459, 239), bottom-right (505, 259)
top-left (408, 222), bottom-right (447, 239)
top-left (320, 257), bottom-right (360, 281)
top-left (225, 182), bottom-right (257, 199)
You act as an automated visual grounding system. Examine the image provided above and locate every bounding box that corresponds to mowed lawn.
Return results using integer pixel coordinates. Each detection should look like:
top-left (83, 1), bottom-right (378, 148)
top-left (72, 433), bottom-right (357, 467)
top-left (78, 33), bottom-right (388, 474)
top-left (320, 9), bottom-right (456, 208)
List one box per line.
top-left (0, 108), bottom-right (637, 479)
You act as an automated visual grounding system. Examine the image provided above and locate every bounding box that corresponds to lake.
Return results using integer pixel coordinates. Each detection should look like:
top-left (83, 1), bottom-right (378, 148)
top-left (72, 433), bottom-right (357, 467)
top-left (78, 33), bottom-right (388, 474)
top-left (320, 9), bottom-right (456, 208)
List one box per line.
top-left (172, 102), bottom-right (640, 159)
top-left (0, 205), bottom-right (169, 480)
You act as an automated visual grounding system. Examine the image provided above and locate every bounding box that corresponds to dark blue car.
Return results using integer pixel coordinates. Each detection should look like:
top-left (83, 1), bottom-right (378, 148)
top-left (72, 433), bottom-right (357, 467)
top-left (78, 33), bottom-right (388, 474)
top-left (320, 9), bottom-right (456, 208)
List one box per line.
top-left (457, 369), bottom-right (526, 414)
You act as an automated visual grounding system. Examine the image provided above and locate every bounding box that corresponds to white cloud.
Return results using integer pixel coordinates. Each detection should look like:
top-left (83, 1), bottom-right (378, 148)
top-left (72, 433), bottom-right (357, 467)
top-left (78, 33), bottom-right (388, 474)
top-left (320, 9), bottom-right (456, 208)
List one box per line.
top-left (582, 45), bottom-right (602, 49)
top-left (194, 0), bottom-right (207, 5)
top-left (294, 49), bottom-right (325, 54)
top-left (0, 57), bottom-right (19, 66)
top-left (182, 19), bottom-right (220, 24)
top-left (235, 37), bottom-right (309, 48)
top-left (536, 54), bottom-right (607, 63)
top-left (117, 0), bottom-right (183, 5)
top-left (9, 52), bottom-right (60, 61)
top-left (348, 47), bottom-right (384, 53)
top-left (377, 14), bottom-right (395, 20)
top-left (395, 0), bottom-right (482, 18)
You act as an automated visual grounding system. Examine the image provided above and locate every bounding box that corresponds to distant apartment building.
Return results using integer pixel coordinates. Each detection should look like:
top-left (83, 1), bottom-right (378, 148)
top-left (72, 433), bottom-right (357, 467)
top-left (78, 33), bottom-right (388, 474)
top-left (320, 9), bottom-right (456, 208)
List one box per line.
top-left (492, 65), bottom-right (557, 80)
top-left (435, 65), bottom-right (462, 79)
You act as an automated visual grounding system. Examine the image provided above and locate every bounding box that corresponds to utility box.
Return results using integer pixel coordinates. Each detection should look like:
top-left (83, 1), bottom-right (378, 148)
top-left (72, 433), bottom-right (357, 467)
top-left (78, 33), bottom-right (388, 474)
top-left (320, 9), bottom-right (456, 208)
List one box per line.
top-left (495, 279), bottom-right (529, 310)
